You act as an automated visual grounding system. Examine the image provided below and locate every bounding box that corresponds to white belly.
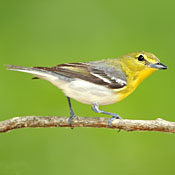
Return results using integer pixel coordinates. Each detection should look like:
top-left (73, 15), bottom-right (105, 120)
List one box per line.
top-left (17, 69), bottom-right (119, 105)
top-left (7, 68), bottom-right (119, 105)
top-left (54, 79), bottom-right (119, 105)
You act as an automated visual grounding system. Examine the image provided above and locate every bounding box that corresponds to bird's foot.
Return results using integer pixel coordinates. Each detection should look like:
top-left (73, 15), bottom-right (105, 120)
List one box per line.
top-left (68, 113), bottom-right (76, 129)
top-left (108, 114), bottom-right (122, 128)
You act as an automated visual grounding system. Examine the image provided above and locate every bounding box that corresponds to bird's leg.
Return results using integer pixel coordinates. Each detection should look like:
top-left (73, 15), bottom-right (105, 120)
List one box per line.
top-left (91, 103), bottom-right (122, 127)
top-left (66, 96), bottom-right (76, 127)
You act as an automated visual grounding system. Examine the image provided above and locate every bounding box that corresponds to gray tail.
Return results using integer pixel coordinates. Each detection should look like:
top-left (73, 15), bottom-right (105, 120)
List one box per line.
top-left (6, 65), bottom-right (33, 71)
top-left (6, 65), bottom-right (55, 80)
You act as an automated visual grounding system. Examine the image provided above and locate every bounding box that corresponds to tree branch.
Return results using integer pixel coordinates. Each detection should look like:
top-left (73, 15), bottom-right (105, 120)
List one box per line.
top-left (0, 116), bottom-right (174, 133)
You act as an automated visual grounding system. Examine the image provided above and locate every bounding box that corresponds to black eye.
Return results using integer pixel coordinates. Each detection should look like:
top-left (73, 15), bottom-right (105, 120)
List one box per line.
top-left (137, 55), bottom-right (145, 61)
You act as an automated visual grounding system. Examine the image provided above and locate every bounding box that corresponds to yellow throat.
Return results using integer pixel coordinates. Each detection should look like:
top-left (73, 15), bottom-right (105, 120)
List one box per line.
top-left (117, 64), bottom-right (157, 102)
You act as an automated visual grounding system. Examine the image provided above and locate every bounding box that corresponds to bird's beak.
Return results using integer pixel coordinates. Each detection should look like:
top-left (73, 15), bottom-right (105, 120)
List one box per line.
top-left (148, 62), bottom-right (168, 70)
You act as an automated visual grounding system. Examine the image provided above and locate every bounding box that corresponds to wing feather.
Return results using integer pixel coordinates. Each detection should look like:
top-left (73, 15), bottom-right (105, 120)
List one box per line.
top-left (34, 62), bottom-right (127, 89)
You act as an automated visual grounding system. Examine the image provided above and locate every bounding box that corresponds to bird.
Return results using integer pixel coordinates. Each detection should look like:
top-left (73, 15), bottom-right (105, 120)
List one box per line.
top-left (7, 51), bottom-right (167, 126)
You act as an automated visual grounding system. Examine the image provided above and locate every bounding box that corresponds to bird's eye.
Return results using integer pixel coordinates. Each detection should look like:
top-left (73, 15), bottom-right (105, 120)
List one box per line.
top-left (137, 55), bottom-right (145, 61)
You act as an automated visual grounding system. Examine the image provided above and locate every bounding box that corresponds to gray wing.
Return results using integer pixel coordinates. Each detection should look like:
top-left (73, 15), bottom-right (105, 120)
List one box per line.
top-left (88, 61), bottom-right (127, 89)
top-left (34, 61), bottom-right (127, 89)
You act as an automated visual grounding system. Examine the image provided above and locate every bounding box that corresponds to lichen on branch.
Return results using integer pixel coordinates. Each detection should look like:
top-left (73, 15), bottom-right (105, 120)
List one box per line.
top-left (0, 116), bottom-right (174, 133)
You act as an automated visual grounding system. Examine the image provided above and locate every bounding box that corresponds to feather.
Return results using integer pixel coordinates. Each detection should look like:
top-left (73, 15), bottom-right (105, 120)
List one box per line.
top-left (34, 62), bottom-right (127, 89)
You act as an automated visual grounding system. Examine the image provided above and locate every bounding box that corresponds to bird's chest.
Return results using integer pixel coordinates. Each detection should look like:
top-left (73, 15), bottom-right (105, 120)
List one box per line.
top-left (117, 68), bottom-right (156, 101)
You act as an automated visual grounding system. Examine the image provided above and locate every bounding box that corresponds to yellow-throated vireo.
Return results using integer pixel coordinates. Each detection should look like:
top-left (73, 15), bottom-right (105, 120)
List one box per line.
top-left (7, 51), bottom-right (167, 126)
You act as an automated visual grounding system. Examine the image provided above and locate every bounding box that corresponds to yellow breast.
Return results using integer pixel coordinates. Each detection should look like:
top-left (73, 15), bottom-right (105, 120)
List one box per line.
top-left (116, 68), bottom-right (156, 102)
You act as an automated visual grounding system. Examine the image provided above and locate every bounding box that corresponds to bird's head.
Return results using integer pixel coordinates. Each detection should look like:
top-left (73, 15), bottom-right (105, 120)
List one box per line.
top-left (120, 51), bottom-right (167, 72)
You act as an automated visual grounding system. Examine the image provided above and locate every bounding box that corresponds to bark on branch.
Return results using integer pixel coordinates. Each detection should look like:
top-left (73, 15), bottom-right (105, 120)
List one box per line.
top-left (0, 116), bottom-right (174, 133)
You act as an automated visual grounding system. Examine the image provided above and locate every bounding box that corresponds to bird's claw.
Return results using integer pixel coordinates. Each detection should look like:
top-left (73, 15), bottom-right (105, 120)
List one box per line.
top-left (68, 114), bottom-right (76, 129)
top-left (108, 115), bottom-right (122, 128)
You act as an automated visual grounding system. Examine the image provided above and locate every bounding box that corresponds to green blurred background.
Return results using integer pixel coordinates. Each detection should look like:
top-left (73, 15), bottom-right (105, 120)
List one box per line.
top-left (0, 0), bottom-right (174, 174)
